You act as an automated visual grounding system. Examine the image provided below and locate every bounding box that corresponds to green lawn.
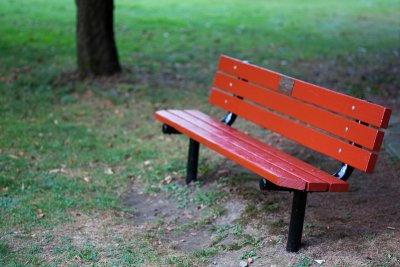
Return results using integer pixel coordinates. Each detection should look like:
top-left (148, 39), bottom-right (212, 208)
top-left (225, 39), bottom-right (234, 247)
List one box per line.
top-left (0, 0), bottom-right (399, 266)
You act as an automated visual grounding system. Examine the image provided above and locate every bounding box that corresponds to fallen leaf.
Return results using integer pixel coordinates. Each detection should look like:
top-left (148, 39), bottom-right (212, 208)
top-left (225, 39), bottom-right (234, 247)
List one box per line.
top-left (144, 160), bottom-right (151, 167)
top-left (164, 175), bottom-right (172, 184)
top-left (37, 209), bottom-right (44, 219)
top-left (48, 169), bottom-right (60, 174)
top-left (1, 187), bottom-right (8, 192)
top-left (48, 168), bottom-right (68, 174)
top-left (104, 167), bottom-right (113, 175)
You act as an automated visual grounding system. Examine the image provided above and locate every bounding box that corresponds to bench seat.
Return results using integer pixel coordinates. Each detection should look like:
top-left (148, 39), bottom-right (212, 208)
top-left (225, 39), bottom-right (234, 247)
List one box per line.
top-left (155, 109), bottom-right (349, 192)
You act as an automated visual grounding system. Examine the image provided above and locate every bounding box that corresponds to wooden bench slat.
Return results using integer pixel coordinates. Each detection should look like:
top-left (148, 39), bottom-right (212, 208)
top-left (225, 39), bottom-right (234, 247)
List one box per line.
top-left (155, 110), bottom-right (308, 190)
top-left (171, 110), bottom-right (328, 192)
top-left (217, 55), bottom-right (281, 91)
top-left (292, 81), bottom-right (392, 129)
top-left (184, 110), bottom-right (349, 192)
top-left (210, 89), bottom-right (378, 173)
top-left (213, 72), bottom-right (385, 151)
top-left (217, 55), bottom-right (391, 128)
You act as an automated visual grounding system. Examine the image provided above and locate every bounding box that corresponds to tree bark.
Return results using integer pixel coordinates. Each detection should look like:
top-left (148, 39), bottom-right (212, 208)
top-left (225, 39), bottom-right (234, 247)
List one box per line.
top-left (76, 0), bottom-right (121, 77)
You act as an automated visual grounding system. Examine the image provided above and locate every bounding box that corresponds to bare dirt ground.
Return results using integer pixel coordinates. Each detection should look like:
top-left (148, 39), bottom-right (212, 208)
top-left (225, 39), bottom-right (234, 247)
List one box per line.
top-left (122, 143), bottom-right (400, 266)
top-left (22, 148), bottom-right (399, 266)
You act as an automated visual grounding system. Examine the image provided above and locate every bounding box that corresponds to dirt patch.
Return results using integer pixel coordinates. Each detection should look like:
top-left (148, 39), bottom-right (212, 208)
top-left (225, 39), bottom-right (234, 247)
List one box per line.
top-left (121, 143), bottom-right (400, 267)
top-left (213, 153), bottom-right (400, 266)
top-left (124, 190), bottom-right (181, 224)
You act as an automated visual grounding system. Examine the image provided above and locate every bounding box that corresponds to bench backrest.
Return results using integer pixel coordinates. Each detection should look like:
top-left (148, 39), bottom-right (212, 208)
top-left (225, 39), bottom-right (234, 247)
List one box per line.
top-left (210, 55), bottom-right (392, 173)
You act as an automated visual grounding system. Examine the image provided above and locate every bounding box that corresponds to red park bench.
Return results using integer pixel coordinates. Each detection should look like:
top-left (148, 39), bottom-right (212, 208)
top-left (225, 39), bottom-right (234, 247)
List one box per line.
top-left (154, 55), bottom-right (392, 252)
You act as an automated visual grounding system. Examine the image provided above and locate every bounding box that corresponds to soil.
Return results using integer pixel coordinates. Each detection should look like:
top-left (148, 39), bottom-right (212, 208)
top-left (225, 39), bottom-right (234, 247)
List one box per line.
top-left (122, 145), bottom-right (400, 266)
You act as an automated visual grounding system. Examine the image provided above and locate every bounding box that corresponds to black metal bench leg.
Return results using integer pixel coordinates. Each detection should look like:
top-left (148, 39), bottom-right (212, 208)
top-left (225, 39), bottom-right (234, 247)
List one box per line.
top-left (286, 191), bottom-right (308, 252)
top-left (186, 138), bottom-right (200, 184)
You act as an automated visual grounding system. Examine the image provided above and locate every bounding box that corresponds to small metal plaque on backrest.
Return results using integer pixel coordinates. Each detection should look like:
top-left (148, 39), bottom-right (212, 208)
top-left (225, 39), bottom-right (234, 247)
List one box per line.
top-left (278, 76), bottom-right (294, 95)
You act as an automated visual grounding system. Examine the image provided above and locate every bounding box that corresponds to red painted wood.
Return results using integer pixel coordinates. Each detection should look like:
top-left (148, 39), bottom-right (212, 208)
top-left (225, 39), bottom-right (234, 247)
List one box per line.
top-left (292, 80), bottom-right (392, 129)
top-left (213, 72), bottom-right (385, 151)
top-left (184, 110), bottom-right (349, 192)
top-left (210, 89), bottom-right (378, 173)
top-left (168, 110), bottom-right (328, 192)
top-left (155, 110), bottom-right (307, 190)
top-left (217, 55), bottom-right (281, 90)
top-left (217, 55), bottom-right (391, 129)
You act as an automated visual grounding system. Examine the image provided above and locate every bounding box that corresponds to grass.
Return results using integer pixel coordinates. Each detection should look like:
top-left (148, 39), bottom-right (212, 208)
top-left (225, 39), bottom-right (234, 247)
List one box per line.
top-left (0, 0), bottom-right (399, 266)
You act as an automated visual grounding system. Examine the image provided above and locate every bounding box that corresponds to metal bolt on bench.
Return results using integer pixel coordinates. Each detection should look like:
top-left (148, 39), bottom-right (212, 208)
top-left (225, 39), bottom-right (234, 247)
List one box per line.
top-left (155, 55), bottom-right (392, 252)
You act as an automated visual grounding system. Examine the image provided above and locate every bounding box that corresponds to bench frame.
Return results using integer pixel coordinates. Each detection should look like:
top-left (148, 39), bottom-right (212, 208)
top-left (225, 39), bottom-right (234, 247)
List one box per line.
top-left (156, 55), bottom-right (391, 252)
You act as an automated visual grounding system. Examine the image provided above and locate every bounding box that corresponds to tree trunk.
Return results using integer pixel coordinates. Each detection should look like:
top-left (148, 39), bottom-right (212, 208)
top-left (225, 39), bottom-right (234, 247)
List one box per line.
top-left (75, 0), bottom-right (121, 77)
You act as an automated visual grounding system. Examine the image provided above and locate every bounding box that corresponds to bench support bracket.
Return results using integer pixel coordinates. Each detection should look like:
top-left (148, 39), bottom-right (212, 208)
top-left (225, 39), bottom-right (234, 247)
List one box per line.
top-left (162, 124), bottom-right (181, 134)
top-left (186, 138), bottom-right (200, 184)
top-left (333, 163), bottom-right (354, 181)
top-left (221, 112), bottom-right (237, 126)
top-left (259, 178), bottom-right (293, 191)
top-left (286, 190), bottom-right (308, 252)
